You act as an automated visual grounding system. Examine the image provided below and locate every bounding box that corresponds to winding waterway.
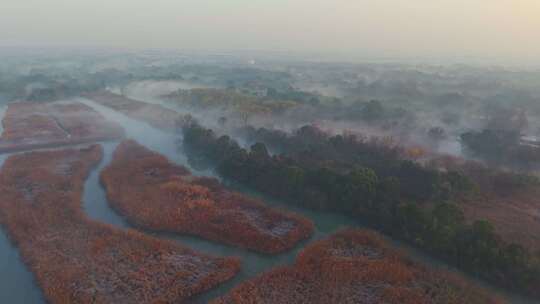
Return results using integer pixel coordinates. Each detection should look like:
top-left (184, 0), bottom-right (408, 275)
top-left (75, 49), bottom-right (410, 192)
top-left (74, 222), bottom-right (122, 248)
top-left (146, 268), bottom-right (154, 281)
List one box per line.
top-left (0, 92), bottom-right (534, 303)
top-left (78, 95), bottom-right (534, 304)
top-left (77, 97), bottom-right (362, 303)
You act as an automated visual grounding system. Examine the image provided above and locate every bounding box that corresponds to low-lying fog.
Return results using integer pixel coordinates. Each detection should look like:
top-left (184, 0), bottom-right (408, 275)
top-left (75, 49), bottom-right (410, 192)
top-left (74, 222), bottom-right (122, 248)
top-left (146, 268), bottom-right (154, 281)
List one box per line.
top-left (1, 51), bottom-right (540, 303)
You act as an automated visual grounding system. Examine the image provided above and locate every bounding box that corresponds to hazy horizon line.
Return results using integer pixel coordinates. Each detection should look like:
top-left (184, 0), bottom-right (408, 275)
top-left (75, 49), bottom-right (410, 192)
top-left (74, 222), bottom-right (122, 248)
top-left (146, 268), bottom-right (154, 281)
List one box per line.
top-left (1, 43), bottom-right (539, 69)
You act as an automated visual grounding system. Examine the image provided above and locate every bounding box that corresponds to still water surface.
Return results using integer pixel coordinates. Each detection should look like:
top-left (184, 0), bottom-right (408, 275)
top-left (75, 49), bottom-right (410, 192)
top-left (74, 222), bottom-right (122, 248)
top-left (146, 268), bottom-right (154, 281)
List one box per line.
top-left (0, 95), bottom-right (532, 303)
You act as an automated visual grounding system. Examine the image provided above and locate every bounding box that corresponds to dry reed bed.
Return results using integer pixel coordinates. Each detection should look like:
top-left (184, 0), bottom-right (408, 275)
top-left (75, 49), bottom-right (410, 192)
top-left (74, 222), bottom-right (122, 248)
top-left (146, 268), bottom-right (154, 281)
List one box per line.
top-left (213, 229), bottom-right (504, 304)
top-left (0, 101), bottom-right (125, 153)
top-left (0, 145), bottom-right (239, 303)
top-left (100, 140), bottom-right (314, 254)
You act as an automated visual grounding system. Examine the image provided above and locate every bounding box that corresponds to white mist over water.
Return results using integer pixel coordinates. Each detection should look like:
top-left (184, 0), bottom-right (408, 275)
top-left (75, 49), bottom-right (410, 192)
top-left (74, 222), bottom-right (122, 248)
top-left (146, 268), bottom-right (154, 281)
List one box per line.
top-left (122, 80), bottom-right (213, 100)
top-left (0, 105), bottom-right (7, 135)
top-left (77, 97), bottom-right (190, 166)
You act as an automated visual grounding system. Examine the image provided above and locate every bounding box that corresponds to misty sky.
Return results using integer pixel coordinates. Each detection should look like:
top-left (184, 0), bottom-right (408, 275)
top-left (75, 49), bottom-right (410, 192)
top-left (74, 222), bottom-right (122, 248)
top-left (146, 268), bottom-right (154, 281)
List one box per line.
top-left (2, 0), bottom-right (540, 63)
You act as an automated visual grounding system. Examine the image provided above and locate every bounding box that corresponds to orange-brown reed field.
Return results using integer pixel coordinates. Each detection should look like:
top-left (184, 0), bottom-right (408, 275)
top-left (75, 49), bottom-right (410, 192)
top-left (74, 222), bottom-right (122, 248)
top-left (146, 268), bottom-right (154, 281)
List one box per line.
top-left (0, 145), bottom-right (240, 303)
top-left (0, 101), bottom-right (124, 153)
top-left (100, 140), bottom-right (314, 254)
top-left (213, 229), bottom-right (504, 304)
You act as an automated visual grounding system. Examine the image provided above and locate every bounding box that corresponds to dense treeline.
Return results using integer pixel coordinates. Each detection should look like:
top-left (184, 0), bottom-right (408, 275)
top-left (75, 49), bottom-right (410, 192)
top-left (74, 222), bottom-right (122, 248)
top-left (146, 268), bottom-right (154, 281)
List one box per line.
top-left (182, 123), bottom-right (540, 298)
top-left (237, 125), bottom-right (475, 202)
top-left (164, 87), bottom-right (418, 130)
top-left (461, 129), bottom-right (540, 168)
top-left (239, 125), bottom-right (539, 197)
top-left (164, 88), bottom-right (305, 113)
